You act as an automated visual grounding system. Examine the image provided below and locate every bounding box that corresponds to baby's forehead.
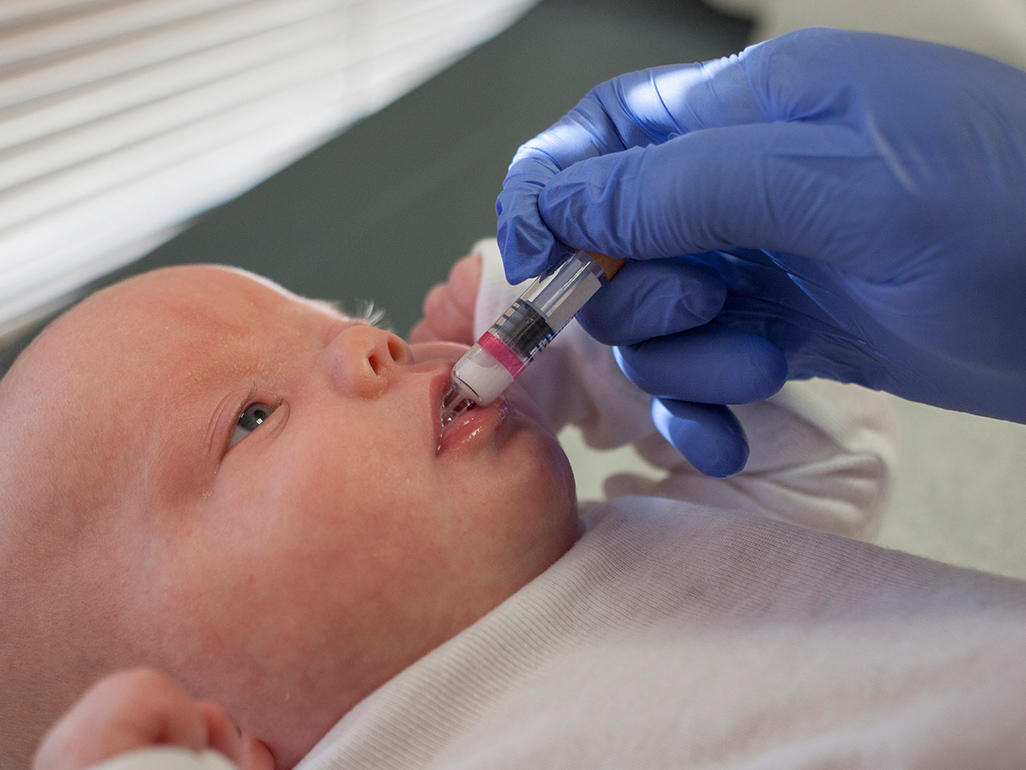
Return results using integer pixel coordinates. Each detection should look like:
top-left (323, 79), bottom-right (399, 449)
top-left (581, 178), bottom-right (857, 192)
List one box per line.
top-left (79, 265), bottom-right (338, 341)
top-left (12, 264), bottom-right (351, 409)
top-left (11, 265), bottom-right (302, 400)
top-left (106, 264), bottom-right (293, 312)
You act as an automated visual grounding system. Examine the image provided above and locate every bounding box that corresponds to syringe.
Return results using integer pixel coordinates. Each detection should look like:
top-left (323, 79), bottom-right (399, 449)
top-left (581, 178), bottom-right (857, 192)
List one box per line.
top-left (439, 250), bottom-right (624, 428)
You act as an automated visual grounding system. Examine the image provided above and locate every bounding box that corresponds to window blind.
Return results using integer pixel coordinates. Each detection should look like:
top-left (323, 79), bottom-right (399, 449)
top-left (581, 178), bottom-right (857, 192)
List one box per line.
top-left (0, 0), bottom-right (537, 338)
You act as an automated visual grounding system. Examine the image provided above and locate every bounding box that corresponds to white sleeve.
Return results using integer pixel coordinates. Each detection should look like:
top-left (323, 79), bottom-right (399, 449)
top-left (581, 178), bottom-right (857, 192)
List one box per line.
top-left (471, 239), bottom-right (897, 539)
top-left (86, 747), bottom-right (237, 770)
top-left (632, 379), bottom-right (897, 539)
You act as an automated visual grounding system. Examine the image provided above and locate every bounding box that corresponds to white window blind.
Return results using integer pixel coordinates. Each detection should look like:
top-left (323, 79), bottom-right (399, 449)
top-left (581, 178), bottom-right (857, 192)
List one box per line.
top-left (0, 0), bottom-right (537, 338)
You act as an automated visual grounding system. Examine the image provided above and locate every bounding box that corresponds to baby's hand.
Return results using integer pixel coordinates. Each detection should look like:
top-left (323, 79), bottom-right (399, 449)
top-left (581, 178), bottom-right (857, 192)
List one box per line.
top-left (33, 668), bottom-right (273, 770)
top-left (409, 254), bottom-right (482, 346)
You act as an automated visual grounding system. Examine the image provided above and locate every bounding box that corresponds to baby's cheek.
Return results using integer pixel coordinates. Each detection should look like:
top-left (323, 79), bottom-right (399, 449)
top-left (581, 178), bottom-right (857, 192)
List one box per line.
top-left (503, 380), bottom-right (550, 429)
top-left (479, 425), bottom-right (576, 549)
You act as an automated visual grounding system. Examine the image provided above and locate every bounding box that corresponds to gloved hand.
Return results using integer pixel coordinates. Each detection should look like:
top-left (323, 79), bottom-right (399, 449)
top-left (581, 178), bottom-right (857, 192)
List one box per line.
top-left (495, 27), bottom-right (1026, 477)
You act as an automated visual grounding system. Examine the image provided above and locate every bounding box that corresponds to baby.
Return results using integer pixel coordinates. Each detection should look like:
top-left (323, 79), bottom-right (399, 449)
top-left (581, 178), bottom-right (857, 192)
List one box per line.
top-left (2, 250), bottom-right (576, 769)
top-left (9, 242), bottom-right (1026, 770)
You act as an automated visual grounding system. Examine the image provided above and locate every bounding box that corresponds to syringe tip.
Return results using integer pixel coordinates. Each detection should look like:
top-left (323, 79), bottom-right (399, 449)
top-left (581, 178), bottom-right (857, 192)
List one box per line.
top-left (440, 384), bottom-right (473, 427)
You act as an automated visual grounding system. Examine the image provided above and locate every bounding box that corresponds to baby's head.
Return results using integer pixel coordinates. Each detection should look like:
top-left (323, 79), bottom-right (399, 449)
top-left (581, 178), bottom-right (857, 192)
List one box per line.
top-left (0, 265), bottom-right (576, 767)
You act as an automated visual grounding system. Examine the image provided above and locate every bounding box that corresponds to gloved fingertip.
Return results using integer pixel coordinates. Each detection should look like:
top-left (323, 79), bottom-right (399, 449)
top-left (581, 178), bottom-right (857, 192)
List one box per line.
top-left (502, 261), bottom-right (532, 286)
top-left (497, 218), bottom-right (553, 284)
top-left (745, 338), bottom-right (789, 402)
top-left (651, 399), bottom-right (749, 478)
top-left (701, 431), bottom-right (750, 478)
top-left (683, 267), bottom-right (727, 324)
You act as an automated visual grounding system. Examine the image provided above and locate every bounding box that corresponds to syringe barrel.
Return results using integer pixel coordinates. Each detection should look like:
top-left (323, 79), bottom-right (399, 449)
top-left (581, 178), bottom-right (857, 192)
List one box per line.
top-left (490, 251), bottom-right (608, 369)
top-left (520, 251), bottom-right (607, 331)
top-left (450, 251), bottom-right (611, 406)
top-left (449, 342), bottom-right (515, 405)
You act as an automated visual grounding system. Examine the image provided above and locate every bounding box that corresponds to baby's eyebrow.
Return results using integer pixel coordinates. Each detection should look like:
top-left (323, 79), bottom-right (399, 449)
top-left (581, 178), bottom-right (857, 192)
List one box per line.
top-left (306, 297), bottom-right (388, 329)
top-left (305, 298), bottom-right (346, 317)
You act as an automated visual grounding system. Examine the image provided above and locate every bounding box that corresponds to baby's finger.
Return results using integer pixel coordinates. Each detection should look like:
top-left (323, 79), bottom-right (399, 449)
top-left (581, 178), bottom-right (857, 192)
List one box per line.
top-left (199, 701), bottom-right (245, 767)
top-left (408, 318), bottom-right (437, 343)
top-left (34, 668), bottom-right (206, 770)
top-left (422, 283), bottom-right (474, 345)
top-left (409, 284), bottom-right (449, 343)
top-left (199, 702), bottom-right (275, 770)
top-left (445, 254), bottom-right (483, 318)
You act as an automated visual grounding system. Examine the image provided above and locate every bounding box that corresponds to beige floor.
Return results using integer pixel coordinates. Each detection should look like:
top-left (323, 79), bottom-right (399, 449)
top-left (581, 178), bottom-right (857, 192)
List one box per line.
top-left (562, 393), bottom-right (1026, 581)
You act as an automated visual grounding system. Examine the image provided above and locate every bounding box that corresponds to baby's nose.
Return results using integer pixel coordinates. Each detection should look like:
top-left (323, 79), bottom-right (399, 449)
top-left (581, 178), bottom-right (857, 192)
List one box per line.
top-left (325, 323), bottom-right (411, 398)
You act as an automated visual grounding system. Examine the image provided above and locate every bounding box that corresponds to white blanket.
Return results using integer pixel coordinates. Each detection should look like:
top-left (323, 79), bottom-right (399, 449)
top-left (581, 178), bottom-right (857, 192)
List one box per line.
top-left (88, 240), bottom-right (1026, 769)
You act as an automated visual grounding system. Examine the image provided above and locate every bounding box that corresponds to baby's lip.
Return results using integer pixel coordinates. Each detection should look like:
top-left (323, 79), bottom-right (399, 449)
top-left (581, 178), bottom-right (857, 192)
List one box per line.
top-left (425, 361), bottom-right (544, 454)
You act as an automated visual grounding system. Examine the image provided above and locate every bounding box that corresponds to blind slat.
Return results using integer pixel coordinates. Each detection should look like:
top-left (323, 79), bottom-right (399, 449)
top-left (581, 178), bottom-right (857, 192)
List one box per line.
top-left (0, 0), bottom-right (341, 111)
top-left (0, 6), bottom-right (348, 155)
top-left (0, 0), bottom-right (117, 28)
top-left (0, 0), bottom-right (266, 69)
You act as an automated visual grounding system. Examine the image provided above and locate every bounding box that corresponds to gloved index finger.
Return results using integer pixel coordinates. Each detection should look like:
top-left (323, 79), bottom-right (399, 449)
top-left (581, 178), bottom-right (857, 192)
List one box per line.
top-left (497, 107), bottom-right (615, 283)
top-left (513, 58), bottom-right (764, 178)
top-left (497, 55), bottom-right (764, 283)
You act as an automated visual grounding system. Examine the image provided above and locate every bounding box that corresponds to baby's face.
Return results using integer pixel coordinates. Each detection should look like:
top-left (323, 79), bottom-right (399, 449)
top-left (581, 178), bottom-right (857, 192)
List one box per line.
top-left (14, 265), bottom-right (576, 765)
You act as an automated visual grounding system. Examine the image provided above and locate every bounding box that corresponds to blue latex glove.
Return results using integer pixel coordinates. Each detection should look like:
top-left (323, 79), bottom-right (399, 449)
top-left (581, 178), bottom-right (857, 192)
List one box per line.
top-left (495, 27), bottom-right (1026, 477)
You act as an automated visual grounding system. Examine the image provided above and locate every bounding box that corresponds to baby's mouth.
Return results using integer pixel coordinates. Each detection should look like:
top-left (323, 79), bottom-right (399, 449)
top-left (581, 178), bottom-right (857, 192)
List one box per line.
top-left (436, 385), bottom-right (475, 455)
top-left (439, 383), bottom-right (474, 428)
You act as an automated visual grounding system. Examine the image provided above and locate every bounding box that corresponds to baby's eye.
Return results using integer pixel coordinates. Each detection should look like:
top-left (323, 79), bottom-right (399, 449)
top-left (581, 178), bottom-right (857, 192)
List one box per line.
top-left (228, 402), bottom-right (275, 449)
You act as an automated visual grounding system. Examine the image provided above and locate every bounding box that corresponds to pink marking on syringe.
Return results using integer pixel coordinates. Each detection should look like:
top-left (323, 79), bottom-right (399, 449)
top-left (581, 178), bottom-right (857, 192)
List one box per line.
top-left (477, 331), bottom-right (527, 377)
